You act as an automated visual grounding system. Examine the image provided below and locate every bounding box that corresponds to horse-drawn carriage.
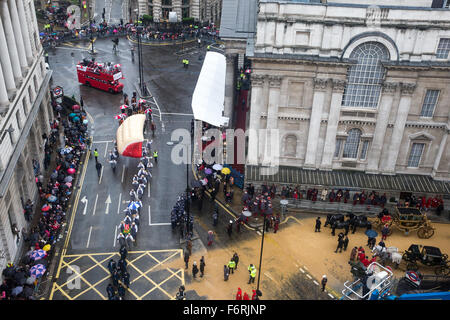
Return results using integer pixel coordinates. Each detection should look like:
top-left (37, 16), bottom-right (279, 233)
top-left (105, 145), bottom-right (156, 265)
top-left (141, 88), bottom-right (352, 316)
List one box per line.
top-left (324, 213), bottom-right (372, 235)
top-left (402, 244), bottom-right (450, 276)
top-left (370, 207), bottom-right (434, 239)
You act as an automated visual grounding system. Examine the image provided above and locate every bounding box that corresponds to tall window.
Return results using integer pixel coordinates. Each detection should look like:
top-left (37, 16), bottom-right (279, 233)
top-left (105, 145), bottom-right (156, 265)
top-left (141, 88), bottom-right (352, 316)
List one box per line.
top-left (436, 38), bottom-right (450, 59)
top-left (342, 42), bottom-right (389, 108)
top-left (162, 0), bottom-right (172, 5)
top-left (420, 90), bottom-right (439, 117)
top-left (342, 129), bottom-right (362, 159)
top-left (408, 143), bottom-right (425, 167)
top-left (360, 140), bottom-right (369, 160)
top-left (334, 139), bottom-right (343, 158)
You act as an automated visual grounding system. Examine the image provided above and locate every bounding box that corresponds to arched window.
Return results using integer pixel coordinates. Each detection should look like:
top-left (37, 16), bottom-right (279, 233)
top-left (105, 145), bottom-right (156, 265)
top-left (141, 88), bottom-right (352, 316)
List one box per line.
top-left (342, 42), bottom-right (389, 108)
top-left (343, 129), bottom-right (361, 159)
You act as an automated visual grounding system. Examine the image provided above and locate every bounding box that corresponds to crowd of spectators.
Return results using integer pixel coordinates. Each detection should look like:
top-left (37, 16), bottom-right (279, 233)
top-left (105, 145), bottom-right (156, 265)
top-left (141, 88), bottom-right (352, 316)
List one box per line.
top-left (1, 95), bottom-right (89, 300)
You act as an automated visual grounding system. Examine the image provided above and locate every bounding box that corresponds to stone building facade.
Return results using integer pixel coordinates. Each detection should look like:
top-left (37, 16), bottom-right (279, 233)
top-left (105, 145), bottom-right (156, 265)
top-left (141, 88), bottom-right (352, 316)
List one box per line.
top-left (0, 0), bottom-right (54, 268)
top-left (247, 0), bottom-right (450, 182)
top-left (137, 0), bottom-right (222, 24)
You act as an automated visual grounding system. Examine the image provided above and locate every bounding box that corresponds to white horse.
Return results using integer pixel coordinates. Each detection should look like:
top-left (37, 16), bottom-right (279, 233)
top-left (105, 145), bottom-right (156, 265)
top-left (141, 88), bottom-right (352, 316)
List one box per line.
top-left (372, 245), bottom-right (402, 268)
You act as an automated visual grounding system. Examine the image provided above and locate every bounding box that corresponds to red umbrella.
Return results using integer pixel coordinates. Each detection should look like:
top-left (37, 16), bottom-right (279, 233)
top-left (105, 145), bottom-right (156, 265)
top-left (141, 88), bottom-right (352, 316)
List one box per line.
top-left (120, 105), bottom-right (128, 110)
top-left (144, 108), bottom-right (152, 114)
top-left (114, 115), bottom-right (122, 120)
top-left (120, 113), bottom-right (127, 118)
top-left (67, 168), bottom-right (76, 174)
top-left (138, 99), bottom-right (146, 104)
top-left (41, 205), bottom-right (51, 212)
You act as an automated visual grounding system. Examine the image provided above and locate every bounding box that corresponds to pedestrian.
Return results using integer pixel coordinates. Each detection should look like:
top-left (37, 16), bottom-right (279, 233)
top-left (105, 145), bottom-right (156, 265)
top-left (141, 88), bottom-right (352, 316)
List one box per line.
top-left (315, 217), bottom-right (321, 232)
top-left (350, 246), bottom-right (358, 261)
top-left (200, 256), bottom-right (205, 277)
top-left (107, 259), bottom-right (117, 275)
top-left (343, 236), bottom-right (349, 251)
top-left (118, 258), bottom-right (127, 275)
top-left (212, 211), bottom-right (218, 226)
top-left (228, 258), bottom-right (236, 274)
top-left (381, 224), bottom-right (390, 241)
top-left (184, 250), bottom-right (189, 269)
top-left (94, 148), bottom-right (99, 163)
top-left (207, 230), bottom-right (214, 246)
top-left (321, 275), bottom-right (327, 291)
top-left (226, 220), bottom-right (233, 238)
top-left (119, 245), bottom-right (127, 260)
top-left (106, 283), bottom-right (115, 300)
top-left (176, 285), bottom-right (186, 300)
top-left (112, 269), bottom-right (120, 287)
top-left (224, 265), bottom-right (229, 281)
top-left (117, 283), bottom-right (125, 300)
top-left (232, 252), bottom-right (239, 270)
top-left (192, 261), bottom-right (199, 278)
top-left (252, 289), bottom-right (259, 300)
top-left (236, 287), bottom-right (242, 300)
top-left (153, 150), bottom-right (158, 163)
top-left (248, 264), bottom-right (256, 284)
top-left (335, 236), bottom-right (344, 253)
top-left (96, 162), bottom-right (102, 178)
top-left (122, 271), bottom-right (130, 289)
top-left (344, 223), bottom-right (350, 236)
top-left (186, 239), bottom-right (192, 256)
top-left (273, 214), bottom-right (280, 233)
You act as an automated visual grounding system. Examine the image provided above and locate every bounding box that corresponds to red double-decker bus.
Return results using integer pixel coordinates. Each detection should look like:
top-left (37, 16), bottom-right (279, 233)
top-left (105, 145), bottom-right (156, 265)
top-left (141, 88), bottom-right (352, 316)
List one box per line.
top-left (76, 59), bottom-right (124, 93)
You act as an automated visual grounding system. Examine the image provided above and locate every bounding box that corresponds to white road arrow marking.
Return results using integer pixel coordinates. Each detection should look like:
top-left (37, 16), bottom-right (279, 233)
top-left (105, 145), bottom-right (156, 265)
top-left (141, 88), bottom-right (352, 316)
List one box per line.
top-left (105, 195), bottom-right (112, 214)
top-left (81, 196), bottom-right (88, 215)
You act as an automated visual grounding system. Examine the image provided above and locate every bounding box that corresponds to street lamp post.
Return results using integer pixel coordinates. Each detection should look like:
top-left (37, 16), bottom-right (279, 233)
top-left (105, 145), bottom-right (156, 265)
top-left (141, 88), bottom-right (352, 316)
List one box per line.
top-left (185, 141), bottom-right (191, 240)
top-left (135, 9), bottom-right (145, 95)
top-left (256, 212), bottom-right (268, 298)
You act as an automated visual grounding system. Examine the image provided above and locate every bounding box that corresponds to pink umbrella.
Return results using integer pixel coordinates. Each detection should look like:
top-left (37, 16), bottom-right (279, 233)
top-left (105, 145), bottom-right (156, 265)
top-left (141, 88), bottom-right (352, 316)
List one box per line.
top-left (144, 108), bottom-right (152, 114)
top-left (120, 113), bottom-right (127, 118)
top-left (65, 182), bottom-right (72, 188)
top-left (120, 105), bottom-right (128, 109)
top-left (67, 168), bottom-right (76, 174)
top-left (41, 204), bottom-right (51, 212)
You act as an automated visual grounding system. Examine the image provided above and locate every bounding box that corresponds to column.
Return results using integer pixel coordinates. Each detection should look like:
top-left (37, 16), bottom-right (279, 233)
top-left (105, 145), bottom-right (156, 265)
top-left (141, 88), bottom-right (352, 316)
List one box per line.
top-left (432, 124), bottom-right (448, 177)
top-left (266, 76), bottom-right (282, 129)
top-left (367, 82), bottom-right (398, 173)
top-left (153, 0), bottom-right (161, 22)
top-left (0, 0), bottom-right (22, 84)
top-left (223, 53), bottom-right (235, 122)
top-left (247, 74), bottom-right (265, 165)
top-left (0, 62), bottom-right (9, 106)
top-left (16, 0), bottom-right (33, 64)
top-left (173, 0), bottom-right (182, 22)
top-left (321, 79), bottom-right (346, 169)
top-left (304, 78), bottom-right (328, 168)
top-left (8, 0), bottom-right (28, 73)
top-left (0, 18), bottom-right (15, 93)
top-left (384, 82), bottom-right (416, 173)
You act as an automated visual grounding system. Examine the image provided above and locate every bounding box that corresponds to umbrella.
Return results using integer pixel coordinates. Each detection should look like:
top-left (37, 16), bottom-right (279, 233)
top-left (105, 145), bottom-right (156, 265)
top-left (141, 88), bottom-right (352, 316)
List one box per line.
top-left (31, 249), bottom-right (47, 261)
top-left (11, 286), bottom-right (23, 296)
top-left (62, 146), bottom-right (73, 154)
top-left (64, 176), bottom-right (73, 183)
top-left (365, 229), bottom-right (378, 238)
top-left (30, 264), bottom-right (46, 278)
top-left (73, 116), bottom-right (80, 122)
top-left (242, 210), bottom-right (252, 217)
top-left (128, 201), bottom-right (141, 210)
top-left (114, 114), bottom-right (123, 120)
top-left (138, 99), bottom-right (146, 104)
top-left (69, 113), bottom-right (77, 118)
top-left (120, 104), bottom-right (128, 109)
top-left (72, 105), bottom-right (80, 111)
top-left (114, 64), bottom-right (121, 68)
top-left (67, 168), bottom-right (76, 174)
top-left (144, 108), bottom-right (152, 114)
top-left (221, 167), bottom-right (231, 175)
top-left (212, 164), bottom-right (223, 171)
top-left (201, 178), bottom-right (208, 185)
top-left (204, 168), bottom-right (212, 175)
top-left (41, 204), bottom-right (51, 212)
top-left (47, 195), bottom-right (57, 203)
top-left (83, 119), bottom-right (89, 125)
top-left (65, 182), bottom-right (72, 188)
top-left (42, 244), bottom-right (51, 252)
top-left (120, 113), bottom-right (127, 118)
top-left (191, 180), bottom-right (202, 188)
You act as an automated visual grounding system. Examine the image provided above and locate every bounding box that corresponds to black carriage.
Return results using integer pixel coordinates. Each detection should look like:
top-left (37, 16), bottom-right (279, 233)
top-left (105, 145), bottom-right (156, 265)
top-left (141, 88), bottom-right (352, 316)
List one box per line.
top-left (402, 244), bottom-right (450, 276)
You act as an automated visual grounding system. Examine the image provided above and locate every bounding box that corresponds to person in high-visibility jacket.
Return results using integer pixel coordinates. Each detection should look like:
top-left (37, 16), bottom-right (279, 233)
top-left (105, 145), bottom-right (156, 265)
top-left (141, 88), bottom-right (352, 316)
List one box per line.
top-left (228, 259), bottom-right (236, 274)
top-left (153, 150), bottom-right (158, 163)
top-left (248, 264), bottom-right (256, 284)
top-left (207, 45), bottom-right (211, 51)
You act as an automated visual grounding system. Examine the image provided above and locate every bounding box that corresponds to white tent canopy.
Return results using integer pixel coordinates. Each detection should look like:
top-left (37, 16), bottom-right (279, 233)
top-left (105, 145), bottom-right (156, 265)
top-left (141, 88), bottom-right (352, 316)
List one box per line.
top-left (191, 51), bottom-right (229, 127)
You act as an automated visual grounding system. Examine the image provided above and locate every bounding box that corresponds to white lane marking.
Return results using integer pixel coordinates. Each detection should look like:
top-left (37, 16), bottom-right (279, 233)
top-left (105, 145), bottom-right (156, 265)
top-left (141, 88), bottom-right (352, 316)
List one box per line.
top-left (148, 185), bottom-right (150, 198)
top-left (148, 205), bottom-right (151, 226)
top-left (117, 193), bottom-right (122, 214)
top-left (121, 165), bottom-right (125, 183)
top-left (105, 194), bottom-right (111, 214)
top-left (81, 196), bottom-right (88, 215)
top-left (299, 268), bottom-right (305, 273)
top-left (113, 226), bottom-right (117, 247)
top-left (328, 293), bottom-right (334, 299)
top-left (256, 231), bottom-right (261, 236)
top-left (86, 226), bottom-right (93, 248)
top-left (148, 205), bottom-right (170, 226)
top-left (306, 274), bottom-right (312, 280)
top-left (104, 141), bottom-right (109, 157)
top-left (303, 266), bottom-right (309, 270)
top-left (313, 280), bottom-right (319, 286)
top-left (92, 194), bottom-right (98, 216)
top-left (99, 166), bottom-right (104, 184)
